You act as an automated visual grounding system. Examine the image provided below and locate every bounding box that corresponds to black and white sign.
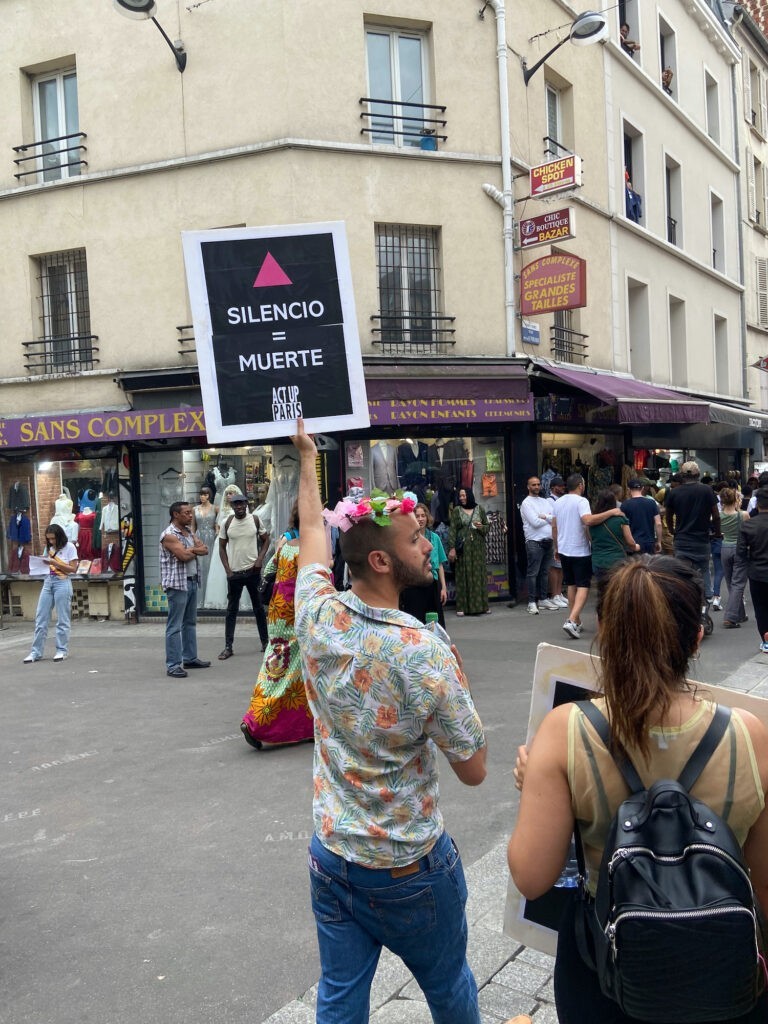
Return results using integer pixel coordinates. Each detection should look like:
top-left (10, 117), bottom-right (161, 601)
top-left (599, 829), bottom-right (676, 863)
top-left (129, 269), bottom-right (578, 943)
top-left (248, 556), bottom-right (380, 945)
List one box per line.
top-left (182, 222), bottom-right (370, 442)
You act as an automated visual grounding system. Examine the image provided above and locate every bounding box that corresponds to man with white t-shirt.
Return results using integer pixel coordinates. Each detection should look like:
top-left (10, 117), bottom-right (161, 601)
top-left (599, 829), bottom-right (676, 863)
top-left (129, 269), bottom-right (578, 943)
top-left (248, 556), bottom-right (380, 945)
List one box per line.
top-left (520, 476), bottom-right (558, 614)
top-left (551, 473), bottom-right (623, 639)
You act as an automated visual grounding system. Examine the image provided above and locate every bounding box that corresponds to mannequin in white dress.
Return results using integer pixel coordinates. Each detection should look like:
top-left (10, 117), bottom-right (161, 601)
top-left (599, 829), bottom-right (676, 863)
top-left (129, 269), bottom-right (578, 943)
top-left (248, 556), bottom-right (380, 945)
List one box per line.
top-left (213, 465), bottom-right (237, 502)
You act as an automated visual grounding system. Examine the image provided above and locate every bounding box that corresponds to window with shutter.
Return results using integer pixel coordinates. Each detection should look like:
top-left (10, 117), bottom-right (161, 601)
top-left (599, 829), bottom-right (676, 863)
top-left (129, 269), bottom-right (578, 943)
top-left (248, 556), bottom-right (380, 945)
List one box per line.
top-left (756, 257), bottom-right (768, 328)
top-left (747, 146), bottom-right (757, 221)
top-left (743, 49), bottom-right (752, 124)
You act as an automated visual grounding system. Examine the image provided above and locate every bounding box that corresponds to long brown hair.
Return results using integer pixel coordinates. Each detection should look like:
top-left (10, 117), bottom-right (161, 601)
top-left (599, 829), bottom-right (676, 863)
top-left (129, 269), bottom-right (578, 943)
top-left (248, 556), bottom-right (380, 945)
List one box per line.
top-left (595, 556), bottom-right (703, 759)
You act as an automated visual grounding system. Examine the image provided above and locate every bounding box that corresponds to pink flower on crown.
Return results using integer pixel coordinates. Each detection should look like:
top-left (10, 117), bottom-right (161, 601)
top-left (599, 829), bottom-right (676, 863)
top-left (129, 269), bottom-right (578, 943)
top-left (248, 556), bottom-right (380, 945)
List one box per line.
top-left (400, 497), bottom-right (416, 514)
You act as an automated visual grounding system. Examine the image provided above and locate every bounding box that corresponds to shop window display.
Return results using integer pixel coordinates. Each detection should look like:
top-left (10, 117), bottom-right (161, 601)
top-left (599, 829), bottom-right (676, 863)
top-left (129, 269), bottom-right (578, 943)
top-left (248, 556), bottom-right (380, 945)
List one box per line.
top-left (341, 436), bottom-right (509, 600)
top-left (139, 444), bottom-right (300, 612)
top-left (0, 457), bottom-right (120, 576)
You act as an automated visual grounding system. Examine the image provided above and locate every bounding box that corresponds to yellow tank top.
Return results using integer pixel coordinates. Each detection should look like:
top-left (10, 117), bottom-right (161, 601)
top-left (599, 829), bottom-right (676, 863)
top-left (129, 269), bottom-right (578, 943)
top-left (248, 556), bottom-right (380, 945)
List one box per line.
top-left (568, 697), bottom-right (764, 896)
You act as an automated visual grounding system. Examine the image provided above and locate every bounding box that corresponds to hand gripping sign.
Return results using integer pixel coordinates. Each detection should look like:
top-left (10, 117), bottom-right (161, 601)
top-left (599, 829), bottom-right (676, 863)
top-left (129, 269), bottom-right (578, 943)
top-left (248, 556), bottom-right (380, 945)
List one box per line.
top-left (182, 222), bottom-right (370, 443)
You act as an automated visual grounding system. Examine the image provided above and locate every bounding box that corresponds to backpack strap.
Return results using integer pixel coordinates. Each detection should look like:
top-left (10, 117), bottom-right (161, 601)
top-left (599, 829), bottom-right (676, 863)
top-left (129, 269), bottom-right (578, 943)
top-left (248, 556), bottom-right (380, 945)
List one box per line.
top-left (577, 699), bottom-right (644, 794)
top-left (677, 705), bottom-right (731, 791)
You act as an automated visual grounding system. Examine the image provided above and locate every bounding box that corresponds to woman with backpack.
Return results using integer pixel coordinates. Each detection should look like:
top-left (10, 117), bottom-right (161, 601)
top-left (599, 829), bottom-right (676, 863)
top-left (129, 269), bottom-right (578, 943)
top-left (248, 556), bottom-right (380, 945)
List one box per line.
top-left (507, 556), bottom-right (768, 1023)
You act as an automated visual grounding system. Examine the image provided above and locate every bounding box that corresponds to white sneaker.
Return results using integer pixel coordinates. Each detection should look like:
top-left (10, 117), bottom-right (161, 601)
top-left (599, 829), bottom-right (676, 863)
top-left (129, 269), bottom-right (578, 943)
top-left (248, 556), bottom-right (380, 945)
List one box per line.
top-left (539, 598), bottom-right (559, 611)
top-left (53, 652), bottom-right (66, 662)
top-left (563, 620), bottom-right (583, 639)
top-left (23, 654), bottom-right (38, 664)
top-left (527, 602), bottom-right (539, 615)
top-left (711, 597), bottom-right (722, 611)
top-left (553, 594), bottom-right (569, 608)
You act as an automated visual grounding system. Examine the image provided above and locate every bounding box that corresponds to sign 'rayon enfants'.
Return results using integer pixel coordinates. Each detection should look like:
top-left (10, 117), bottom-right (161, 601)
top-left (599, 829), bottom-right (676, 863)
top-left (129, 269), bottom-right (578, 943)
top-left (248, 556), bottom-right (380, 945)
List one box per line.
top-left (182, 222), bottom-right (369, 443)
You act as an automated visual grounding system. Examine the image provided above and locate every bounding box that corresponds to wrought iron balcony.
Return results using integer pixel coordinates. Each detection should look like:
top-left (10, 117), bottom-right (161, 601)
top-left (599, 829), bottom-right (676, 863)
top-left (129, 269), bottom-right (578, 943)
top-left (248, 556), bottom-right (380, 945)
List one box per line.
top-left (550, 325), bottom-right (588, 364)
top-left (371, 313), bottom-right (456, 355)
top-left (13, 132), bottom-right (88, 182)
top-left (177, 324), bottom-right (196, 356)
top-left (22, 335), bottom-right (99, 375)
top-left (360, 97), bottom-right (447, 149)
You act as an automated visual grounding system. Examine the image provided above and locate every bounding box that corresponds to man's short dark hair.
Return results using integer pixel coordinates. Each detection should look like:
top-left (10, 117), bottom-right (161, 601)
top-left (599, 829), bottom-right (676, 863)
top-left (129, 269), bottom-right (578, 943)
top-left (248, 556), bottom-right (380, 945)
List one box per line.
top-left (566, 473), bottom-right (584, 493)
top-left (169, 500), bottom-right (189, 520)
top-left (756, 488), bottom-right (768, 511)
top-left (758, 472), bottom-right (768, 487)
top-left (550, 476), bottom-right (565, 488)
top-left (339, 520), bottom-right (398, 581)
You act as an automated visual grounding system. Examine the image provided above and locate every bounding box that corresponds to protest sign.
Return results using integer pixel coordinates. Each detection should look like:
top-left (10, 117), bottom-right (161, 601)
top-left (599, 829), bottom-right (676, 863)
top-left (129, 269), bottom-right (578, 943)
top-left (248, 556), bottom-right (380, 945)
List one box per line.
top-left (503, 643), bottom-right (768, 955)
top-left (182, 222), bottom-right (370, 442)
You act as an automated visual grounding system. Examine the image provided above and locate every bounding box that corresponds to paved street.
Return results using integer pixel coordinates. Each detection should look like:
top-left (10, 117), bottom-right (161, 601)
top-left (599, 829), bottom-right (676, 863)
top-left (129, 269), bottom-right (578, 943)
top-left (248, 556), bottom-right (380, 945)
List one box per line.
top-left (1, 599), bottom-right (764, 1024)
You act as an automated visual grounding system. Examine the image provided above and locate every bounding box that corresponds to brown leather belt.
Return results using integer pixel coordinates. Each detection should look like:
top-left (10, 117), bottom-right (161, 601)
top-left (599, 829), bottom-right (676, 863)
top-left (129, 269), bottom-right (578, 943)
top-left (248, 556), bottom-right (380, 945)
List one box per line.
top-left (390, 861), bottom-right (421, 878)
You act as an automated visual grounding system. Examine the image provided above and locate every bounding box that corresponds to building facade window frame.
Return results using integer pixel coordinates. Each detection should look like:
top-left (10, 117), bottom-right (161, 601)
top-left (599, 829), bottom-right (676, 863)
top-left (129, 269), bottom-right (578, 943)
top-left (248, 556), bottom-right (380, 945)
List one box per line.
top-left (373, 222), bottom-right (447, 353)
top-left (31, 67), bottom-right (80, 183)
top-left (31, 248), bottom-right (94, 375)
top-left (364, 25), bottom-right (430, 149)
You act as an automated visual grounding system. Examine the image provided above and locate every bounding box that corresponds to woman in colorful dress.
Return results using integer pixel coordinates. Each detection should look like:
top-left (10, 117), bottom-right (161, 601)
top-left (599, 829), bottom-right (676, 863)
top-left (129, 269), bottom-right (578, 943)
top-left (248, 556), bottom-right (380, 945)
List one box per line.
top-left (241, 502), bottom-right (313, 749)
top-left (400, 501), bottom-right (448, 626)
top-left (448, 487), bottom-right (490, 616)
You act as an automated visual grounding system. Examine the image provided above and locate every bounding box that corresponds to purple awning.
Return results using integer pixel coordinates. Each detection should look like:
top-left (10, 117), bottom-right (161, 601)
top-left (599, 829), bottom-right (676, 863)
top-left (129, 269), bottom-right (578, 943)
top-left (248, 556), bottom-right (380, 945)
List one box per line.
top-left (540, 365), bottom-right (709, 424)
top-left (364, 371), bottom-right (530, 402)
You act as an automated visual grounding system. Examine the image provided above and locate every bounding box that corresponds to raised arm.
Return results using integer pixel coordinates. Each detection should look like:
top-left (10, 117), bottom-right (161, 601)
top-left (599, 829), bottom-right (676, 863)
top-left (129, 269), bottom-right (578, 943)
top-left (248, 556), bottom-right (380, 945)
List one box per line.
top-left (292, 419), bottom-right (326, 569)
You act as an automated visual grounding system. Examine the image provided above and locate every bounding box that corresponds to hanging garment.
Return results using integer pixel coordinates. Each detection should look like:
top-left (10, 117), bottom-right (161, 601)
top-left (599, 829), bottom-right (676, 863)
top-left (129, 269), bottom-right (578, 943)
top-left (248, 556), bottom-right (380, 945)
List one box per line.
top-left (460, 460), bottom-right (475, 491)
top-left (481, 473), bottom-right (498, 498)
top-left (7, 481), bottom-right (30, 511)
top-left (7, 512), bottom-right (31, 544)
top-left (486, 511), bottom-right (507, 564)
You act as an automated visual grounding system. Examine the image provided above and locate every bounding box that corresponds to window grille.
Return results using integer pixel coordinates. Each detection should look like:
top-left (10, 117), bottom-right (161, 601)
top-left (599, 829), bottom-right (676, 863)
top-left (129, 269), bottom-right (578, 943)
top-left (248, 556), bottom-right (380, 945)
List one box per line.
top-left (373, 225), bottom-right (454, 353)
top-left (24, 249), bottom-right (97, 374)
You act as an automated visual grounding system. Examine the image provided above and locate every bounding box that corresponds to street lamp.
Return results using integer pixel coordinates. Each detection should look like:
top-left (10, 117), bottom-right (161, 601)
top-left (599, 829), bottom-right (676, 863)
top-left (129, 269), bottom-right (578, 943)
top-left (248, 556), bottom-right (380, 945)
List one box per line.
top-left (522, 10), bottom-right (608, 85)
top-left (113, 0), bottom-right (188, 73)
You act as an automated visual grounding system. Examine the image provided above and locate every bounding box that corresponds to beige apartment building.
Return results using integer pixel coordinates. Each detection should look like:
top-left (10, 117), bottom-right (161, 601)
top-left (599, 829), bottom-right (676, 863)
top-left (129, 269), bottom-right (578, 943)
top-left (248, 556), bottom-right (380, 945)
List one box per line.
top-left (0, 0), bottom-right (764, 618)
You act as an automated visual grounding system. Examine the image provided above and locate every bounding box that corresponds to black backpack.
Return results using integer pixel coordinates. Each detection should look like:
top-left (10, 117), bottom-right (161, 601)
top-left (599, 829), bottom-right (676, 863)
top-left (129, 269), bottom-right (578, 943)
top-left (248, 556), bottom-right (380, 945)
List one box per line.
top-left (574, 700), bottom-right (765, 1023)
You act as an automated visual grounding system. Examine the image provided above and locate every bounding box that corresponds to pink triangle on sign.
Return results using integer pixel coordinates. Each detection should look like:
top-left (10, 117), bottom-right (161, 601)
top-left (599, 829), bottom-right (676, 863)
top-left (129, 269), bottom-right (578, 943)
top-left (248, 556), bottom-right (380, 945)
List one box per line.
top-left (253, 252), bottom-right (292, 288)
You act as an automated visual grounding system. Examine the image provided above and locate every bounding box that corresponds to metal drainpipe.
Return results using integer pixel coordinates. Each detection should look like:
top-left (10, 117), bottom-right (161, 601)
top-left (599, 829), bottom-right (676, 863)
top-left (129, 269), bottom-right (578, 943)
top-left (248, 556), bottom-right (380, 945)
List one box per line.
top-left (730, 59), bottom-right (748, 401)
top-left (485, 0), bottom-right (519, 358)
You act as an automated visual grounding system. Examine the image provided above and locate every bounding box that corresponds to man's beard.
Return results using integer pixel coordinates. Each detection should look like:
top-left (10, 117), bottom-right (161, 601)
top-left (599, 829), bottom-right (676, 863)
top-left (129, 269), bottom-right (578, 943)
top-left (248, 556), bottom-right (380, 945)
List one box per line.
top-left (391, 552), bottom-right (432, 590)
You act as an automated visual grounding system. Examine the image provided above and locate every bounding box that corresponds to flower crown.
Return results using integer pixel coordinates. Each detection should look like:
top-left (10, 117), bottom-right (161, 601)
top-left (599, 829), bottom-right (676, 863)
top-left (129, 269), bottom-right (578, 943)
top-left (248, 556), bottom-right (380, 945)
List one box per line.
top-left (323, 492), bottom-right (417, 532)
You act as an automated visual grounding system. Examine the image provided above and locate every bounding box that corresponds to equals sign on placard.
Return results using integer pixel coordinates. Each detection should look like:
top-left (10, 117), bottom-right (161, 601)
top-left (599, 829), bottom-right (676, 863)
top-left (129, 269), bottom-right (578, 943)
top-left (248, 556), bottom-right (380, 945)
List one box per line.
top-left (272, 331), bottom-right (286, 342)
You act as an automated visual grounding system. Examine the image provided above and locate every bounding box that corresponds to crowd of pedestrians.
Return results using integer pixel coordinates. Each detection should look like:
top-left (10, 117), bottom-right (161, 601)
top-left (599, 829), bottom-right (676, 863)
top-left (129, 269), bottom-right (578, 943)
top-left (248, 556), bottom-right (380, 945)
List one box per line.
top-left (519, 459), bottom-right (768, 656)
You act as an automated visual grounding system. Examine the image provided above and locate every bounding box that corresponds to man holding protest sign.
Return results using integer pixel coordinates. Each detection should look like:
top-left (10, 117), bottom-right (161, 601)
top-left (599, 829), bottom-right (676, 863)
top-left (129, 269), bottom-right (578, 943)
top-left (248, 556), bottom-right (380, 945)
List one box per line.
top-left (292, 419), bottom-right (488, 1024)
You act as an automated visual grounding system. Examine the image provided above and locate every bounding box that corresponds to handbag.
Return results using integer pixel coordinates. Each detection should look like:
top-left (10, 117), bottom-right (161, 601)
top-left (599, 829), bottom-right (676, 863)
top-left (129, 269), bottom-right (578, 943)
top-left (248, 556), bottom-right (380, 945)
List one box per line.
top-left (601, 520), bottom-right (629, 558)
top-left (257, 562), bottom-right (277, 605)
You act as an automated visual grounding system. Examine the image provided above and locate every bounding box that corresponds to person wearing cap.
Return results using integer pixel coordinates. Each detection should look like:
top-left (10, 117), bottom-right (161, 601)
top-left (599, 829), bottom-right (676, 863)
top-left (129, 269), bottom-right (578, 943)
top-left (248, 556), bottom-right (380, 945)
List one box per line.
top-left (665, 460), bottom-right (721, 601)
top-left (217, 490), bottom-right (270, 660)
top-left (622, 478), bottom-right (662, 555)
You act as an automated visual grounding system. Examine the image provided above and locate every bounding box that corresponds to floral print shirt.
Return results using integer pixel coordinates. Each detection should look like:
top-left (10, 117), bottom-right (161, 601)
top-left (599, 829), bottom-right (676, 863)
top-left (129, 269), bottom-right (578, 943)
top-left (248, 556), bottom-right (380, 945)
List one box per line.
top-left (295, 564), bottom-right (485, 867)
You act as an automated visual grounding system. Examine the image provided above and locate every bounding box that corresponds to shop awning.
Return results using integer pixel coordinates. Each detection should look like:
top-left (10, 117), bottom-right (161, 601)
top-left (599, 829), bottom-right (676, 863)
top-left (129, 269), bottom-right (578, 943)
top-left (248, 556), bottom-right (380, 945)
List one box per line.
top-left (535, 364), bottom-right (709, 424)
top-left (708, 402), bottom-right (768, 431)
top-left (364, 366), bottom-right (530, 402)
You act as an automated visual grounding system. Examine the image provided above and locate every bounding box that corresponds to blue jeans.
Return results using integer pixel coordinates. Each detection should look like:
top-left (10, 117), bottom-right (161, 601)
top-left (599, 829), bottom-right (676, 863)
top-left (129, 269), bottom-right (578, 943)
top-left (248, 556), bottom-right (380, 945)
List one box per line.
top-left (165, 580), bottom-right (199, 670)
top-left (674, 540), bottom-right (713, 600)
top-left (30, 575), bottom-right (72, 658)
top-left (525, 538), bottom-right (553, 603)
top-left (308, 831), bottom-right (480, 1024)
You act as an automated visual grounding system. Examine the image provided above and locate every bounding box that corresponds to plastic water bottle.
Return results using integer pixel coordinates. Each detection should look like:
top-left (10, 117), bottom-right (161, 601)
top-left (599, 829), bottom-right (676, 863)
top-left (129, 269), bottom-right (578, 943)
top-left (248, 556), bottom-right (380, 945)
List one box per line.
top-left (554, 838), bottom-right (580, 889)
